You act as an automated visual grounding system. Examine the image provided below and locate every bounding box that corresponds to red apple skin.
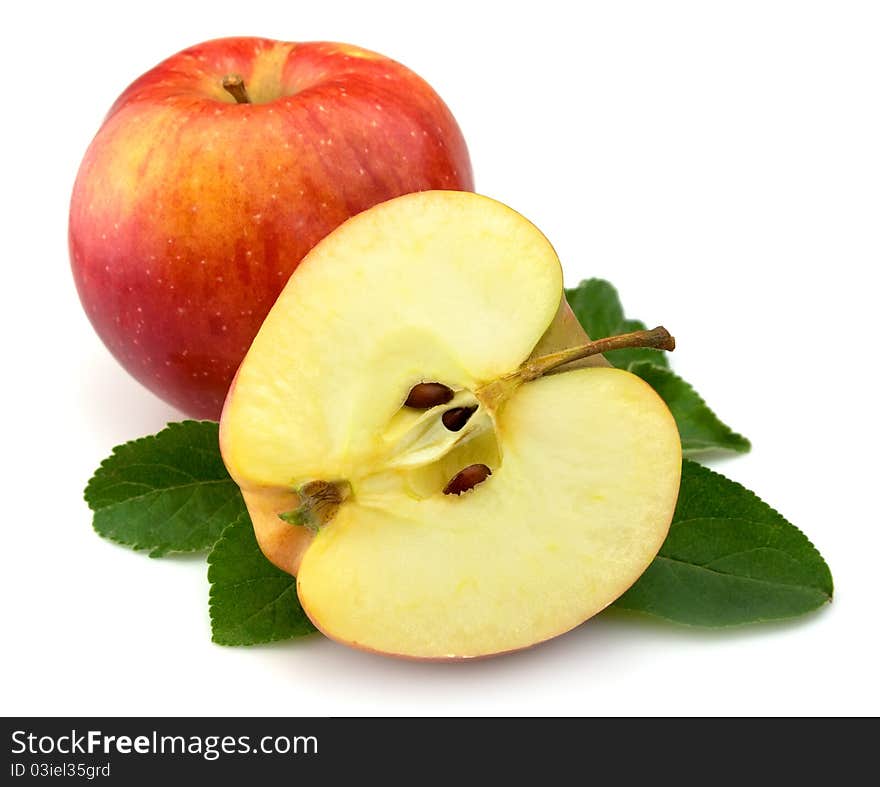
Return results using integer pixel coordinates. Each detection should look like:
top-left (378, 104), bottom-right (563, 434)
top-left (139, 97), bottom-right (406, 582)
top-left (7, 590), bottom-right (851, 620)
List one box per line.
top-left (70, 38), bottom-right (473, 418)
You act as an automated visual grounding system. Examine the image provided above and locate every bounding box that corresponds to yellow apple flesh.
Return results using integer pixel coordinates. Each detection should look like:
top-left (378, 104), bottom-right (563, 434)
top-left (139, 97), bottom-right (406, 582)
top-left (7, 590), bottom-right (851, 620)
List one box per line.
top-left (220, 191), bottom-right (681, 659)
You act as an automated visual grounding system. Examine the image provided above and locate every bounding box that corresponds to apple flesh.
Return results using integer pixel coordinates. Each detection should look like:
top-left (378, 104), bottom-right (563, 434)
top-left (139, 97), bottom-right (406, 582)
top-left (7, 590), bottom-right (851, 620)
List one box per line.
top-left (220, 191), bottom-right (681, 659)
top-left (239, 293), bottom-right (609, 579)
top-left (70, 37), bottom-right (473, 418)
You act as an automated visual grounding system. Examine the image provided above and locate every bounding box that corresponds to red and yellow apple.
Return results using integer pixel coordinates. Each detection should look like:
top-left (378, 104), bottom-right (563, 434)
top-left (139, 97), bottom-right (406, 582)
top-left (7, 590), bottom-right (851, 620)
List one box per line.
top-left (70, 37), bottom-right (473, 418)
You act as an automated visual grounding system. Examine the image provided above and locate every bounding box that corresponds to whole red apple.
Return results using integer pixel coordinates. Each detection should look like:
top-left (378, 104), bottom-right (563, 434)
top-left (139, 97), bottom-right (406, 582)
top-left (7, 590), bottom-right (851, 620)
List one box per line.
top-left (70, 37), bottom-right (473, 418)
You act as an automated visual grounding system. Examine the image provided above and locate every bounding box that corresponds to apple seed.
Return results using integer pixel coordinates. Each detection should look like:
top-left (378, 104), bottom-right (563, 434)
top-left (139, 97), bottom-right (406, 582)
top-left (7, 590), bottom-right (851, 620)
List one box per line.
top-left (405, 382), bottom-right (454, 409)
top-left (441, 406), bottom-right (477, 432)
top-left (443, 464), bottom-right (492, 495)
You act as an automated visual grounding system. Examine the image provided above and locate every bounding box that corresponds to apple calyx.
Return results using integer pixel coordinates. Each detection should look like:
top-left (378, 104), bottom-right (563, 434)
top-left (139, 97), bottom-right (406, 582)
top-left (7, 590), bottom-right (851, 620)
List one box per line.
top-left (279, 480), bottom-right (351, 532)
top-left (221, 74), bottom-right (251, 104)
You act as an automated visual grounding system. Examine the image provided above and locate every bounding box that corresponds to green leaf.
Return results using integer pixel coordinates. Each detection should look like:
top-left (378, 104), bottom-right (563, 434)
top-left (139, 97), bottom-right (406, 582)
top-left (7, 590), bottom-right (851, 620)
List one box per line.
top-left (614, 461), bottom-right (833, 626)
top-left (629, 362), bottom-right (751, 454)
top-left (565, 278), bottom-right (670, 369)
top-left (85, 420), bottom-right (245, 556)
top-left (565, 278), bottom-right (749, 454)
top-left (208, 514), bottom-right (316, 646)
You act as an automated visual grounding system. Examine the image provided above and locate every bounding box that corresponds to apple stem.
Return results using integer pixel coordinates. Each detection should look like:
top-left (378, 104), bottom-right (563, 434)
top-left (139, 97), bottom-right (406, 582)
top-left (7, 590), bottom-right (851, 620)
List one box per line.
top-left (520, 326), bottom-right (675, 381)
top-left (222, 74), bottom-right (251, 104)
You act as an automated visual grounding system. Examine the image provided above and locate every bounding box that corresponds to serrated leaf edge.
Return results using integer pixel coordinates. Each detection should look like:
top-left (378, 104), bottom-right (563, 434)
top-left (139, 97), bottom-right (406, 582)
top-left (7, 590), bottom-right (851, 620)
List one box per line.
top-left (629, 361), bottom-right (752, 454)
top-left (207, 516), bottom-right (316, 647)
top-left (676, 460), bottom-right (834, 596)
top-left (84, 420), bottom-right (221, 509)
top-left (91, 481), bottom-right (242, 556)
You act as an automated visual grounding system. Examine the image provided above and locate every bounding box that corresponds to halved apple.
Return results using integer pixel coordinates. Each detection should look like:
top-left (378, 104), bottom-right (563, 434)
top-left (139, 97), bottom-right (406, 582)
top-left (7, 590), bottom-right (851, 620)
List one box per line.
top-left (220, 191), bottom-right (681, 659)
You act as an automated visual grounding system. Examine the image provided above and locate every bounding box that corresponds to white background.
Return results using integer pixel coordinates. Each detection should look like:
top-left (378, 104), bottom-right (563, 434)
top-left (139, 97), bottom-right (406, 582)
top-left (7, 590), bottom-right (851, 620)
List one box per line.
top-left (3, 0), bottom-right (878, 716)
